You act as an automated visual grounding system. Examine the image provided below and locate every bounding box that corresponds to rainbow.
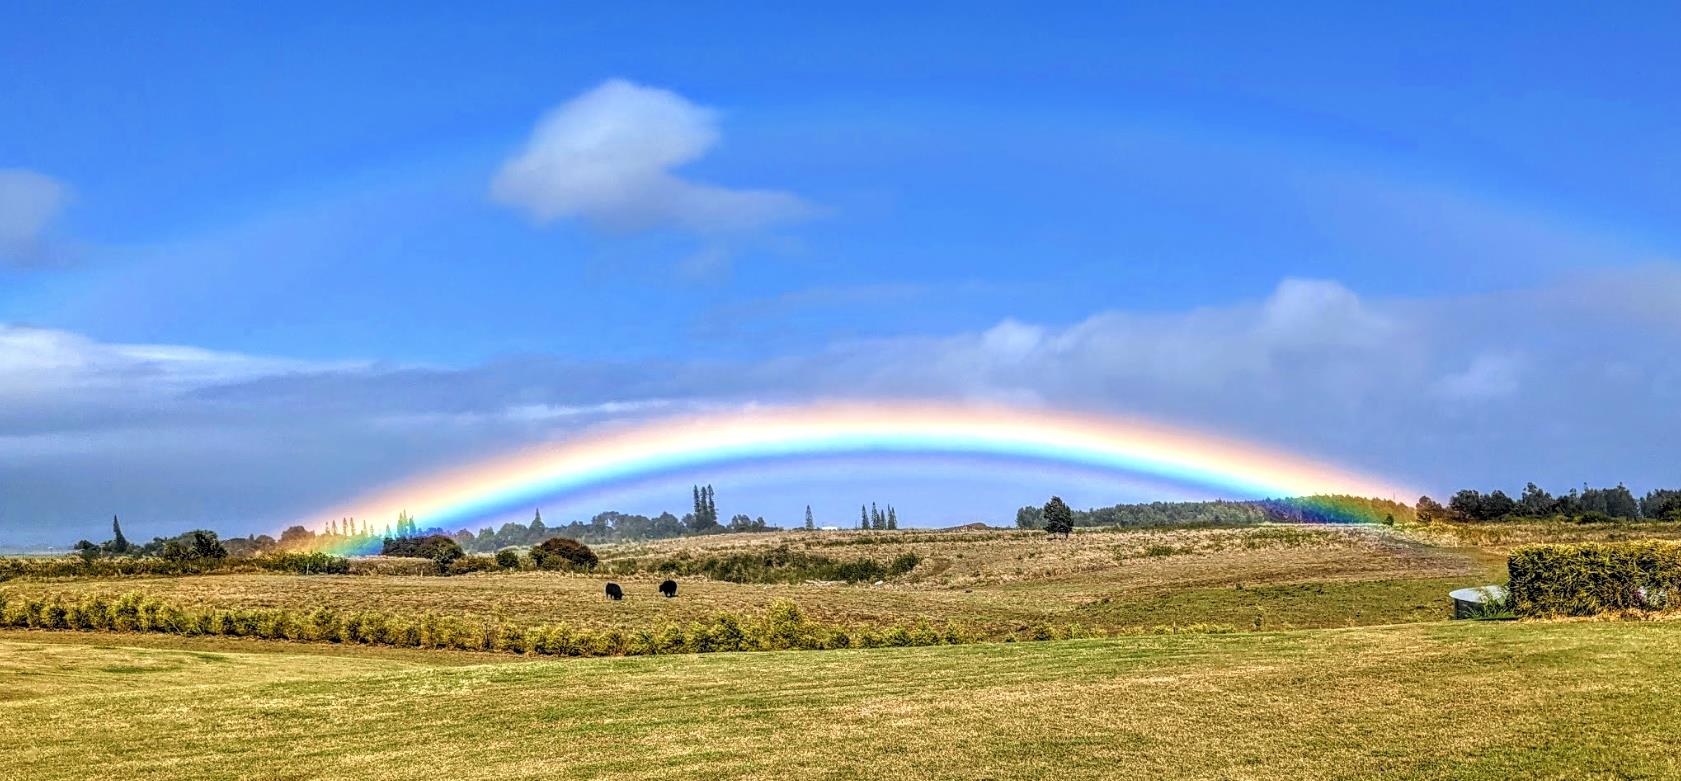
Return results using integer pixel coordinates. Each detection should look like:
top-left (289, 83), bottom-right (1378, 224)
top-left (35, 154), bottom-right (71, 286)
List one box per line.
top-left (293, 401), bottom-right (1413, 547)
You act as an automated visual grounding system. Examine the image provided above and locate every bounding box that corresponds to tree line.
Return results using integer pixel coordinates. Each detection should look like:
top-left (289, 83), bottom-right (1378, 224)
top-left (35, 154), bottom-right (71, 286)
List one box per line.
top-left (1417, 483), bottom-right (1681, 524)
top-left (1014, 495), bottom-right (1414, 530)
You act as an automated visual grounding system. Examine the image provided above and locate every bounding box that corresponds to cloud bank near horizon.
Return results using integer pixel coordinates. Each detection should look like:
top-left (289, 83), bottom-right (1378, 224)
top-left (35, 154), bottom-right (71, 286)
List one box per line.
top-left (1, 267), bottom-right (1676, 545)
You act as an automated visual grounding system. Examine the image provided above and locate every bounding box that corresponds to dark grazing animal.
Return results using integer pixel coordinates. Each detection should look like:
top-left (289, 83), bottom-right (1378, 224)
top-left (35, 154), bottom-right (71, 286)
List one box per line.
top-left (605, 582), bottom-right (624, 600)
top-left (658, 579), bottom-right (678, 598)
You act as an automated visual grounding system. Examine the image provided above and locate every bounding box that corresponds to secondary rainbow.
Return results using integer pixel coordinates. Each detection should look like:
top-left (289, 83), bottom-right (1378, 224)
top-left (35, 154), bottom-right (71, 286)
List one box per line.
top-left (295, 401), bottom-right (1411, 538)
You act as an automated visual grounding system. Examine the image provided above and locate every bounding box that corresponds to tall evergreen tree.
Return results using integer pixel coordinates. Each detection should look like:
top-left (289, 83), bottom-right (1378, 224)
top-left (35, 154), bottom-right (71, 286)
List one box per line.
top-left (1042, 496), bottom-right (1074, 538)
top-left (886, 506), bottom-right (898, 530)
top-left (805, 505), bottom-right (815, 530)
top-left (110, 515), bottom-right (130, 554)
top-left (860, 505), bottom-right (869, 530)
top-left (693, 485), bottom-right (703, 521)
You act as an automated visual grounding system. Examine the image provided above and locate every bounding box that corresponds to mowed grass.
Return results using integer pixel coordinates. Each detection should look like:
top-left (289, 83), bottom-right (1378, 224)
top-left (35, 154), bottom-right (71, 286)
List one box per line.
top-left (2, 620), bottom-right (1679, 780)
top-left (0, 525), bottom-right (1498, 636)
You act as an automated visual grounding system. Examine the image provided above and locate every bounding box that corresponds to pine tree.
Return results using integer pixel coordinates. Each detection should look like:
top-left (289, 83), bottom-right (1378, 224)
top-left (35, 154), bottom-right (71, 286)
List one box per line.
top-left (871, 502), bottom-right (884, 530)
top-left (1042, 496), bottom-right (1074, 539)
top-left (805, 505), bottom-right (815, 531)
top-left (693, 485), bottom-right (703, 521)
top-left (110, 515), bottom-right (130, 554)
top-left (887, 506), bottom-right (898, 530)
top-left (705, 485), bottom-right (718, 526)
top-left (860, 505), bottom-right (869, 530)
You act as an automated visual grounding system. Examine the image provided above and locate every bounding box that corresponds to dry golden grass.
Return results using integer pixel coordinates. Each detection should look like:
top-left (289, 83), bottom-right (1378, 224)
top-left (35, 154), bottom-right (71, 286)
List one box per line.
top-left (1, 620), bottom-right (1677, 780)
top-left (2, 526), bottom-right (1494, 636)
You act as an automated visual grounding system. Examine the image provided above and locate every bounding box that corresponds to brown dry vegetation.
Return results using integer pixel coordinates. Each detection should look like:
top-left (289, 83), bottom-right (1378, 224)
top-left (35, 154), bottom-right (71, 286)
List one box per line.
top-left (1, 525), bottom-right (1495, 637)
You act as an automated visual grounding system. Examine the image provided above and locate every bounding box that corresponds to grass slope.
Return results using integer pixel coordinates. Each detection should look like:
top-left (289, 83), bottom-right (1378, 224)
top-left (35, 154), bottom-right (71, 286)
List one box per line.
top-left (2, 620), bottom-right (1677, 780)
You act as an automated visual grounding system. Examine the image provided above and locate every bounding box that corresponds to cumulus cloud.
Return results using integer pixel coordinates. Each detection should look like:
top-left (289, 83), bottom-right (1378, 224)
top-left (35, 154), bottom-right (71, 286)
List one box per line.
top-left (491, 79), bottom-right (813, 234)
top-left (0, 169), bottom-right (70, 267)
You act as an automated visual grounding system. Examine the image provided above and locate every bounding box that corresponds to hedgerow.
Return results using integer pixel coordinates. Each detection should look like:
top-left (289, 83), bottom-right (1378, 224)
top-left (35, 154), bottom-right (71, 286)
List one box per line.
top-left (1507, 540), bottom-right (1681, 617)
top-left (624, 546), bottom-right (922, 584)
top-left (0, 589), bottom-right (1014, 656)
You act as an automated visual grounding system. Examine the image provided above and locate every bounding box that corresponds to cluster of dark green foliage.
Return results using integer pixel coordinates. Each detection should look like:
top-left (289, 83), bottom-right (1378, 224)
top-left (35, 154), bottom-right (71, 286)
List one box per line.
top-left (857, 502), bottom-right (900, 530)
top-left (0, 551), bottom-right (356, 581)
top-left (437, 493), bottom-right (784, 554)
top-left (380, 534), bottom-right (465, 571)
top-left (1418, 483), bottom-right (1681, 524)
top-left (1507, 541), bottom-right (1681, 617)
top-left (529, 537), bottom-right (599, 570)
top-left (0, 591), bottom-right (1013, 657)
top-left (72, 518), bottom-right (239, 561)
top-left (628, 546), bottom-right (921, 584)
top-left (252, 552), bottom-right (351, 575)
top-left (1015, 494), bottom-right (1412, 529)
top-left (1041, 496), bottom-right (1075, 538)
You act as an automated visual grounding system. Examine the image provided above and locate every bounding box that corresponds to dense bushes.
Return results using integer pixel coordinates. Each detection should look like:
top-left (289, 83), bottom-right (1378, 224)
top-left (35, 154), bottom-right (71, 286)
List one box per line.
top-left (530, 537), bottom-right (598, 570)
top-left (380, 534), bottom-right (465, 570)
top-left (1508, 541), bottom-right (1681, 617)
top-left (0, 590), bottom-right (1006, 657)
top-left (253, 552), bottom-right (350, 575)
top-left (635, 546), bottom-right (921, 584)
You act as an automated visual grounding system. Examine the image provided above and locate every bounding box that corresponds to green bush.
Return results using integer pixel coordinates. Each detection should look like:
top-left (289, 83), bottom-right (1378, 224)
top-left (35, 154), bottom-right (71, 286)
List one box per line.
top-left (640, 546), bottom-right (920, 584)
top-left (1508, 540), bottom-right (1681, 617)
top-left (530, 537), bottom-right (598, 570)
top-left (0, 587), bottom-right (1004, 659)
top-left (446, 555), bottom-right (499, 575)
top-left (255, 552), bottom-right (350, 575)
top-left (494, 549), bottom-right (521, 570)
top-left (381, 534), bottom-right (465, 572)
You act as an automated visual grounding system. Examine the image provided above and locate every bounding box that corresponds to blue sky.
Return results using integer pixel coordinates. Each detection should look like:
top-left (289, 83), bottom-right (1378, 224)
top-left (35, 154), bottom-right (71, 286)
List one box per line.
top-left (3, 4), bottom-right (1679, 544)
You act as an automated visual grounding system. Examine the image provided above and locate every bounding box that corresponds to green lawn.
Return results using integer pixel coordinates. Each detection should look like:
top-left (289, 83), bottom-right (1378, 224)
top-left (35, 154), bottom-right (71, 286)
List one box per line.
top-left (3, 620), bottom-right (1677, 780)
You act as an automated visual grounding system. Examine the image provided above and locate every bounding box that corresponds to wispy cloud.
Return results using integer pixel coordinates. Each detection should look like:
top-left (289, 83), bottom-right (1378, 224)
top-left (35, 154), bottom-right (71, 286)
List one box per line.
top-left (0, 169), bottom-right (71, 268)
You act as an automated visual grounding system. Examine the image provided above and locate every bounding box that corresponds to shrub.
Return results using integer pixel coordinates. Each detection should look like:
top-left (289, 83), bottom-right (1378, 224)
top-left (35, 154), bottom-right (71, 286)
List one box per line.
top-left (640, 546), bottom-right (917, 584)
top-left (381, 534), bottom-right (464, 572)
top-left (446, 555), bottom-right (499, 575)
top-left (494, 549), bottom-right (521, 570)
top-left (1508, 540), bottom-right (1681, 617)
top-left (255, 552), bottom-right (350, 575)
top-left (531, 537), bottom-right (598, 570)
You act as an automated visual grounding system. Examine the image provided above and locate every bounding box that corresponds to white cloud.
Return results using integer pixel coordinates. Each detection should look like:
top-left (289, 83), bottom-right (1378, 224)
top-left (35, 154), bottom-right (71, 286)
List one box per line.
top-left (491, 79), bottom-right (812, 234)
top-left (0, 169), bottom-right (70, 266)
top-left (0, 325), bottom-right (348, 401)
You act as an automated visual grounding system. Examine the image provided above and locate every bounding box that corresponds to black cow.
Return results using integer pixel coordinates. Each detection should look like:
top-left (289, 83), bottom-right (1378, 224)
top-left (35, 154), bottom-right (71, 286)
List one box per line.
top-left (605, 582), bottom-right (624, 601)
top-left (658, 579), bottom-right (678, 598)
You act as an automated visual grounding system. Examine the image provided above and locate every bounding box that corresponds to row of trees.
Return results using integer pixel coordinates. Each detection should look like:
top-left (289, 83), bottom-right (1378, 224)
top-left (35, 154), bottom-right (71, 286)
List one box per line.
top-left (1417, 483), bottom-right (1681, 524)
top-left (859, 503), bottom-right (899, 530)
top-left (73, 517), bottom-right (232, 562)
top-left (1014, 495), bottom-right (1414, 530)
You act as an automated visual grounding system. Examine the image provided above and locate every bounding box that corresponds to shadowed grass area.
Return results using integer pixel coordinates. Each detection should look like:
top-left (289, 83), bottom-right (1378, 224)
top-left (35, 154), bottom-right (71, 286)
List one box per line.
top-left (1, 620), bottom-right (1677, 780)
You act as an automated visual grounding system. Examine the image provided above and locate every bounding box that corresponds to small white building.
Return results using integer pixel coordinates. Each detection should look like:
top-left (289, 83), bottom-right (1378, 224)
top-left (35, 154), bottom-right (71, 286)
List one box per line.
top-left (818, 525), bottom-right (841, 531)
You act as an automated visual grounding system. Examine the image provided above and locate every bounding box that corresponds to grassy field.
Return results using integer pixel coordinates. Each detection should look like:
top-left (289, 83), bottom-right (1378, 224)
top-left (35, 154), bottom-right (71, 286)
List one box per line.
top-left (0, 525), bottom-right (1497, 637)
top-left (3, 619), bottom-right (1679, 780)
